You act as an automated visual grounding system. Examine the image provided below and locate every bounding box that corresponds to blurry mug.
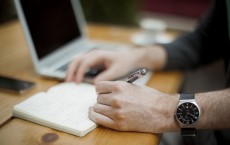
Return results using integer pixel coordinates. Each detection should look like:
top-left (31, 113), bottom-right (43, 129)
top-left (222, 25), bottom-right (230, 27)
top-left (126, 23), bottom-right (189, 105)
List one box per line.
top-left (140, 18), bottom-right (167, 44)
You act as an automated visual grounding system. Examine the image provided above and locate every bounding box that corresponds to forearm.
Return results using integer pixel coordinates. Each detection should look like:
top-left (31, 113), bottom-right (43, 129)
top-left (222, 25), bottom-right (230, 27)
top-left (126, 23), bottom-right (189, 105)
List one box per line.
top-left (196, 88), bottom-right (230, 129)
top-left (133, 45), bottom-right (167, 70)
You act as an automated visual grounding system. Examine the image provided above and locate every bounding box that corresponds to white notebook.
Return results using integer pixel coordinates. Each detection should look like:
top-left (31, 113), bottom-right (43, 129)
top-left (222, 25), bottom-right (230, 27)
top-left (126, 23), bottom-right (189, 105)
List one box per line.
top-left (13, 82), bottom-right (97, 137)
top-left (13, 71), bottom-right (152, 137)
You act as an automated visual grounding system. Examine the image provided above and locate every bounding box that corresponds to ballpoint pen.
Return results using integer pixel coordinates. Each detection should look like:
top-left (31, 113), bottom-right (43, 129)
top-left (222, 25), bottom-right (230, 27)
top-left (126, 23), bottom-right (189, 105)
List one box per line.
top-left (126, 69), bottom-right (147, 83)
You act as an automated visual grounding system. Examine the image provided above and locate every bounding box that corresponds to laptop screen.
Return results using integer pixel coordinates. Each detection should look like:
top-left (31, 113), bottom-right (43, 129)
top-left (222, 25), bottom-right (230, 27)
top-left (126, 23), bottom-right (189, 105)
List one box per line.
top-left (21, 0), bottom-right (81, 60)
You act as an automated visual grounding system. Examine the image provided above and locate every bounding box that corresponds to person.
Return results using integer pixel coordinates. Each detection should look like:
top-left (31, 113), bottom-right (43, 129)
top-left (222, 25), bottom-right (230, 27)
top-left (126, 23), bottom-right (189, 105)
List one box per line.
top-left (66, 0), bottom-right (230, 144)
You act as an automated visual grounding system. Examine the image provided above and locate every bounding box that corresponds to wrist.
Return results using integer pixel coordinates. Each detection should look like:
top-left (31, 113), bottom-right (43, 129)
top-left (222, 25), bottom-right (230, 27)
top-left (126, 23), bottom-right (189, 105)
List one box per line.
top-left (154, 93), bottom-right (180, 133)
top-left (130, 48), bottom-right (148, 69)
top-left (135, 45), bottom-right (167, 70)
top-left (165, 94), bottom-right (181, 132)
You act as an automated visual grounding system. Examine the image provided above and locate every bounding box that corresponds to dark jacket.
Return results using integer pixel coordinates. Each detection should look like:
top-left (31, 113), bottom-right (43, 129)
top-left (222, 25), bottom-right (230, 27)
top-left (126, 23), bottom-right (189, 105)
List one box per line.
top-left (163, 0), bottom-right (230, 87)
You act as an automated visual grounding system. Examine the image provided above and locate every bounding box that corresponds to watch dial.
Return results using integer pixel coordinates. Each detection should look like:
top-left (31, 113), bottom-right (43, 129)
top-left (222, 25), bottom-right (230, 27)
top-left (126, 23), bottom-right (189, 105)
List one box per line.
top-left (176, 102), bottom-right (200, 125)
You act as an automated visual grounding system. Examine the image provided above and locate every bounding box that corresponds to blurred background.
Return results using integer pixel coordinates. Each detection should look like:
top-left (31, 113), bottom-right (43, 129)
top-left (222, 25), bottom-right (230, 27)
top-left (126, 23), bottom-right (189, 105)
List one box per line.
top-left (2, 0), bottom-right (224, 105)
top-left (2, 0), bottom-right (223, 105)
top-left (0, 0), bottom-right (17, 23)
top-left (1, 0), bottom-right (211, 31)
top-left (2, 0), bottom-right (224, 103)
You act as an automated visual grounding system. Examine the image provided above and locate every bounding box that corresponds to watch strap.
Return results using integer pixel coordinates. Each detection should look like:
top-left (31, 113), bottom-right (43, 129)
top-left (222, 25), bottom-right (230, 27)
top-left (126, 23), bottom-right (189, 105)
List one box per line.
top-left (181, 128), bottom-right (197, 136)
top-left (180, 93), bottom-right (194, 100)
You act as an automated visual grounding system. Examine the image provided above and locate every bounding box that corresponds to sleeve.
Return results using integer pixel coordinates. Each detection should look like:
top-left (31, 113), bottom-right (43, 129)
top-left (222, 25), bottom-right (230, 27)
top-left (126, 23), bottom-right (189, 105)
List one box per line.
top-left (162, 0), bottom-right (229, 70)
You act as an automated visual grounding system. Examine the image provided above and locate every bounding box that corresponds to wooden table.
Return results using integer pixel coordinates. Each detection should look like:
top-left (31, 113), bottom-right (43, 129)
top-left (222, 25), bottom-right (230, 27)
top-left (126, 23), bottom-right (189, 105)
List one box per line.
top-left (0, 20), bottom-right (183, 145)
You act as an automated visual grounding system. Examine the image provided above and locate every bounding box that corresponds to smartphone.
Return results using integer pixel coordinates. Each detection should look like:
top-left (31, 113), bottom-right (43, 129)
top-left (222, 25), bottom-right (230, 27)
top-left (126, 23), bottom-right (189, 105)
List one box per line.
top-left (0, 76), bottom-right (35, 94)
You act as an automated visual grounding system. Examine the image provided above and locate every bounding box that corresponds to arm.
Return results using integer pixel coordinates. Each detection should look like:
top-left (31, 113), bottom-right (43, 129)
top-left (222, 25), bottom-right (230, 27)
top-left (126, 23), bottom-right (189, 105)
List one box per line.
top-left (65, 46), bottom-right (167, 83)
top-left (196, 88), bottom-right (230, 129)
top-left (66, 0), bottom-right (228, 82)
top-left (162, 0), bottom-right (229, 70)
top-left (89, 81), bottom-right (230, 133)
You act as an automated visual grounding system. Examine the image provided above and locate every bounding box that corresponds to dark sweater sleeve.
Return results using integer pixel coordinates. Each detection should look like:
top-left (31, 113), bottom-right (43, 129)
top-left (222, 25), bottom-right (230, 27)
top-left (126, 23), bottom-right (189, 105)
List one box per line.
top-left (162, 0), bottom-right (229, 70)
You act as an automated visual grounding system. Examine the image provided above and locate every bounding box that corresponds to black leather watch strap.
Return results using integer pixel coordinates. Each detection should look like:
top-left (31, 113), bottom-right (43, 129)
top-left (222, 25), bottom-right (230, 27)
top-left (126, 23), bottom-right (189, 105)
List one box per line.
top-left (180, 93), bottom-right (194, 100)
top-left (181, 128), bottom-right (197, 136)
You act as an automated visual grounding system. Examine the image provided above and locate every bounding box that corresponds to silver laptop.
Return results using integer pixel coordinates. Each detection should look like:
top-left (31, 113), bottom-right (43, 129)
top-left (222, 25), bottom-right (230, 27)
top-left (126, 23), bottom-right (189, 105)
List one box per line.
top-left (14, 0), bottom-right (128, 79)
top-left (14, 0), bottom-right (152, 84)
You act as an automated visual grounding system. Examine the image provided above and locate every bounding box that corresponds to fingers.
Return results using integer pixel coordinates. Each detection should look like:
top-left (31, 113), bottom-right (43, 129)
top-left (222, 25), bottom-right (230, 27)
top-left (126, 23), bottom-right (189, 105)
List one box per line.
top-left (65, 57), bottom-right (81, 82)
top-left (95, 81), bottom-right (123, 94)
top-left (66, 51), bottom-right (106, 82)
top-left (90, 81), bottom-right (131, 131)
top-left (89, 107), bottom-right (114, 128)
top-left (96, 93), bottom-right (113, 106)
top-left (93, 103), bottom-right (113, 117)
top-left (65, 49), bottom-right (132, 83)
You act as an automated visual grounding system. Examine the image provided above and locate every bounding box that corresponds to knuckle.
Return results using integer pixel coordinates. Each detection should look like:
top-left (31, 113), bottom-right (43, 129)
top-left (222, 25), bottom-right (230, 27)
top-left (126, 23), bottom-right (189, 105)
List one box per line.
top-left (111, 97), bottom-right (122, 108)
top-left (113, 110), bottom-right (125, 120)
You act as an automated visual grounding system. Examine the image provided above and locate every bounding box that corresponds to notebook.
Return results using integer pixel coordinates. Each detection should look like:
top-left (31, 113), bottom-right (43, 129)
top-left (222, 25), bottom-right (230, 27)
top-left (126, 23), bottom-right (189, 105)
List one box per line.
top-left (14, 0), bottom-right (130, 80)
top-left (13, 82), bottom-right (98, 137)
top-left (13, 71), bottom-right (151, 137)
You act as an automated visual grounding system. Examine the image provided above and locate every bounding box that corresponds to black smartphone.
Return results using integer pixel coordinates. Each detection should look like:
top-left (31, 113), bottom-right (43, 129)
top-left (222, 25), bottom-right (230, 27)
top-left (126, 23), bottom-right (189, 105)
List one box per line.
top-left (0, 76), bottom-right (35, 94)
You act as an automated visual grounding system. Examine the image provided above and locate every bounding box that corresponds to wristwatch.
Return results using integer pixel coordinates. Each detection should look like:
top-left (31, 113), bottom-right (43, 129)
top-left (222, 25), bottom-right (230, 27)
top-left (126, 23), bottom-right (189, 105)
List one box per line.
top-left (175, 93), bottom-right (201, 136)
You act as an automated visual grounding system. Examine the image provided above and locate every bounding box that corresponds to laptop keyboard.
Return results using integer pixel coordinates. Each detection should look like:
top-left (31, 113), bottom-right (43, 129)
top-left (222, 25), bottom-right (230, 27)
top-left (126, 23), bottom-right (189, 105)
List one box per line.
top-left (57, 63), bottom-right (69, 72)
top-left (57, 41), bottom-right (129, 73)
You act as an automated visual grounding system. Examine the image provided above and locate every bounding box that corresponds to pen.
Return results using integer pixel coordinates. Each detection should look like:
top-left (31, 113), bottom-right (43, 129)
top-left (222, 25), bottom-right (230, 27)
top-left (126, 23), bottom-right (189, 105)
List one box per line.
top-left (126, 69), bottom-right (147, 83)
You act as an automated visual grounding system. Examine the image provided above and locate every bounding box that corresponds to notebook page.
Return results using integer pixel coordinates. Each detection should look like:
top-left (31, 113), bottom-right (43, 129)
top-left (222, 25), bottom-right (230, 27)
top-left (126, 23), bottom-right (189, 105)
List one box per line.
top-left (13, 82), bottom-right (97, 137)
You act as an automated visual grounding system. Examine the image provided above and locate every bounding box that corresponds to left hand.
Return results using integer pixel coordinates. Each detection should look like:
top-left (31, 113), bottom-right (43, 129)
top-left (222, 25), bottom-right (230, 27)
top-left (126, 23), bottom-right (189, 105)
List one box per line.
top-left (89, 81), bottom-right (179, 133)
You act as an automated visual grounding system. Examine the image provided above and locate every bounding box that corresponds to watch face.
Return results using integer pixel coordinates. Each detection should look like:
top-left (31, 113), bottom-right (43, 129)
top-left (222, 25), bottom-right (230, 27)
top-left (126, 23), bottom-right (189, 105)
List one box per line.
top-left (176, 102), bottom-right (200, 125)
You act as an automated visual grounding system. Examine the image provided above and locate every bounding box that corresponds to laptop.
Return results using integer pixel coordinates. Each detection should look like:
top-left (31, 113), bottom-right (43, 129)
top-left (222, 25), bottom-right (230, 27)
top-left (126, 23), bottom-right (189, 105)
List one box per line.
top-left (14, 0), bottom-right (152, 84)
top-left (14, 0), bottom-right (124, 79)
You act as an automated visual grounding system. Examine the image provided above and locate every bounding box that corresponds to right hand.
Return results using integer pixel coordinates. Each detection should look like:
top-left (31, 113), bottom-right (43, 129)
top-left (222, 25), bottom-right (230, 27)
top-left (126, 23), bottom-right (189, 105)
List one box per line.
top-left (89, 81), bottom-right (179, 133)
top-left (65, 49), bottom-right (142, 83)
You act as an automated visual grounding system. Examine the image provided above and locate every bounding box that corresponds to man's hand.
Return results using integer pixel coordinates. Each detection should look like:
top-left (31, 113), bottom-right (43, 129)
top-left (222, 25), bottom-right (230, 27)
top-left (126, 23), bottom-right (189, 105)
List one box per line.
top-left (65, 45), bottom-right (167, 84)
top-left (65, 49), bottom-right (142, 83)
top-left (89, 81), bottom-right (179, 133)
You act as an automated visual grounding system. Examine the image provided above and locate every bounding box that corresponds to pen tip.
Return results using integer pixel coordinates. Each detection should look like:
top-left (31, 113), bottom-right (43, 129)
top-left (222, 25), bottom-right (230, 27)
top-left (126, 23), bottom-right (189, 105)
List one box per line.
top-left (140, 69), bottom-right (147, 75)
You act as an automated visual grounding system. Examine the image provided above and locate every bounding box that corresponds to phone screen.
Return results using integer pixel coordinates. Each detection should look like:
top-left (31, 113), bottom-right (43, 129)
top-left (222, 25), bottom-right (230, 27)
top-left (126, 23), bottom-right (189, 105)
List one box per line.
top-left (0, 76), bottom-right (35, 93)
